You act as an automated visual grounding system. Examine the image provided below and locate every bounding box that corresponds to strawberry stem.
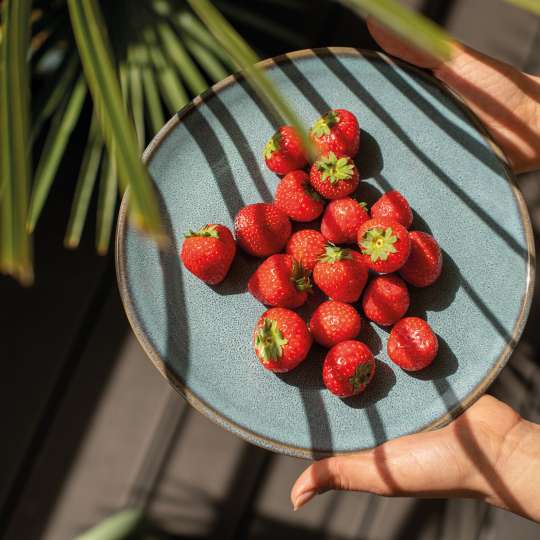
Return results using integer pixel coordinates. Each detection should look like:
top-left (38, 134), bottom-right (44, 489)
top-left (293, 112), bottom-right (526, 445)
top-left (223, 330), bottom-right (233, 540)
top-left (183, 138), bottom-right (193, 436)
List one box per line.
top-left (359, 227), bottom-right (398, 262)
top-left (263, 132), bottom-right (281, 159)
top-left (319, 244), bottom-right (352, 263)
top-left (291, 259), bottom-right (312, 293)
top-left (316, 152), bottom-right (354, 184)
top-left (311, 110), bottom-right (340, 138)
top-left (349, 363), bottom-right (372, 392)
top-left (185, 224), bottom-right (219, 238)
top-left (255, 318), bottom-right (288, 363)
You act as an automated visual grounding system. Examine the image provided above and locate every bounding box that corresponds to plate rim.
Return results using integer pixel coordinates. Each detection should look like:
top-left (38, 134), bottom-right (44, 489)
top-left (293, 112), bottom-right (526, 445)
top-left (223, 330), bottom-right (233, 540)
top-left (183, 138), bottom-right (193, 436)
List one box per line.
top-left (115, 47), bottom-right (536, 459)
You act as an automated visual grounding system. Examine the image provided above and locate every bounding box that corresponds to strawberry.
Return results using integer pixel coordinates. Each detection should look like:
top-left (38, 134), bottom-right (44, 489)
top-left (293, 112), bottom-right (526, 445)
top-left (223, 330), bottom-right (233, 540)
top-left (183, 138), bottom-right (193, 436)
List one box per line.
top-left (357, 217), bottom-right (410, 274)
top-left (362, 274), bottom-right (409, 326)
top-left (234, 203), bottom-right (291, 257)
top-left (263, 126), bottom-right (307, 175)
top-left (321, 197), bottom-right (369, 244)
top-left (248, 254), bottom-right (311, 308)
top-left (399, 231), bottom-right (443, 287)
top-left (310, 109), bottom-right (360, 158)
top-left (180, 224), bottom-right (236, 285)
top-left (274, 170), bottom-right (324, 222)
top-left (387, 317), bottom-right (438, 371)
top-left (323, 340), bottom-right (375, 397)
top-left (313, 245), bottom-right (368, 303)
top-left (310, 152), bottom-right (360, 200)
top-left (253, 307), bottom-right (312, 372)
top-left (371, 190), bottom-right (413, 229)
top-left (286, 229), bottom-right (326, 272)
top-left (310, 300), bottom-right (362, 348)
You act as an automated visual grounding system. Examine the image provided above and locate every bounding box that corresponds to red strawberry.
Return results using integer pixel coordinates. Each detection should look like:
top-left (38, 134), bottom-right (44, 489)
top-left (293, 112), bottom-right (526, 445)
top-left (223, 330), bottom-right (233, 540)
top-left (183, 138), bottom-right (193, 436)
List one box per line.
top-left (286, 229), bottom-right (326, 272)
top-left (321, 197), bottom-right (369, 244)
top-left (253, 307), bottom-right (312, 372)
top-left (248, 254), bottom-right (311, 308)
top-left (274, 170), bottom-right (324, 222)
top-left (371, 190), bottom-right (413, 229)
top-left (180, 224), bottom-right (236, 285)
top-left (313, 245), bottom-right (368, 303)
top-left (234, 203), bottom-right (291, 257)
top-left (264, 126), bottom-right (307, 175)
top-left (399, 231), bottom-right (443, 287)
top-left (357, 218), bottom-right (410, 274)
top-left (310, 300), bottom-right (362, 348)
top-left (310, 109), bottom-right (360, 158)
top-left (310, 152), bottom-right (360, 200)
top-left (387, 317), bottom-right (438, 371)
top-left (323, 340), bottom-right (375, 397)
top-left (362, 274), bottom-right (409, 326)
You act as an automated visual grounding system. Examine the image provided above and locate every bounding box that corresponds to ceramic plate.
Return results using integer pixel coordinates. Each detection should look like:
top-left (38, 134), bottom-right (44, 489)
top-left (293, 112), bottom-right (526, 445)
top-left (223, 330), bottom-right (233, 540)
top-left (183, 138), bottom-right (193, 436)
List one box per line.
top-left (116, 48), bottom-right (534, 458)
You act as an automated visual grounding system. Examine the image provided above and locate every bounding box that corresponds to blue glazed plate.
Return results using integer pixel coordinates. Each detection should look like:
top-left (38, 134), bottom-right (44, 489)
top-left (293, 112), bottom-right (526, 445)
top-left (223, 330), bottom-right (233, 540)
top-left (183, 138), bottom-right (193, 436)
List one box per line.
top-left (116, 48), bottom-right (534, 458)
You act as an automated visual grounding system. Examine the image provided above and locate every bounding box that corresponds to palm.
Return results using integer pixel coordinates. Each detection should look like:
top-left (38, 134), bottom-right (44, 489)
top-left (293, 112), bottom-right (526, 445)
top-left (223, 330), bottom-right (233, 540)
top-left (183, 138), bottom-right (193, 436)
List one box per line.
top-left (367, 19), bottom-right (540, 173)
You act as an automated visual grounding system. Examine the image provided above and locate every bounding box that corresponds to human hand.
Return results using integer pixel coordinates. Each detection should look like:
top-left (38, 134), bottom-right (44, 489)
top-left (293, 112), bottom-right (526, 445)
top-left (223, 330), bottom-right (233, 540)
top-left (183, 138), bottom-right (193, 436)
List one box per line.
top-left (367, 19), bottom-right (540, 174)
top-left (291, 395), bottom-right (540, 522)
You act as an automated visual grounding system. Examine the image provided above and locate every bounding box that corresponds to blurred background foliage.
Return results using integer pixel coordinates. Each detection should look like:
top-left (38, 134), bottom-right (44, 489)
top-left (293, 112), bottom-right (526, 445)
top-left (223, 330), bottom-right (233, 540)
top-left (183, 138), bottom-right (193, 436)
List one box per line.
top-left (0, 0), bottom-right (535, 287)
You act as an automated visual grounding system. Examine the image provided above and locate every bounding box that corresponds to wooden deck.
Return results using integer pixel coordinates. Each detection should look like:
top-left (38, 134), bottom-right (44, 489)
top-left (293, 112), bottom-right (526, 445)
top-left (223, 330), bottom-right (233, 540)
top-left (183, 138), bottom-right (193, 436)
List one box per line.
top-left (2, 1), bottom-right (540, 538)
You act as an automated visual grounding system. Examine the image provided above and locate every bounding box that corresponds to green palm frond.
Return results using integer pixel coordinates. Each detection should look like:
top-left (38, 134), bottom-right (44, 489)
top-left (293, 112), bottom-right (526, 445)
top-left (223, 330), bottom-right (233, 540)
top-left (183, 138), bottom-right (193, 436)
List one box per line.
top-left (0, 0), bottom-right (33, 285)
top-left (0, 0), bottom-right (536, 285)
top-left (341, 0), bottom-right (453, 60)
top-left (188, 0), bottom-right (313, 157)
top-left (67, 0), bottom-right (162, 247)
top-left (504, 0), bottom-right (540, 15)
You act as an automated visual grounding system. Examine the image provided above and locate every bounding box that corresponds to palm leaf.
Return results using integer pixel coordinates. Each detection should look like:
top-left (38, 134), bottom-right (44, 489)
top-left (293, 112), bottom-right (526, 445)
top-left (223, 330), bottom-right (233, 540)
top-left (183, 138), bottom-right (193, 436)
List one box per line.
top-left (140, 53), bottom-right (165, 135)
top-left (504, 0), bottom-right (540, 15)
top-left (96, 151), bottom-right (117, 255)
top-left (340, 0), bottom-right (452, 60)
top-left (0, 0), bottom-right (33, 285)
top-left (183, 35), bottom-right (228, 82)
top-left (31, 51), bottom-right (79, 142)
top-left (155, 20), bottom-right (208, 95)
top-left (67, 0), bottom-right (162, 240)
top-left (64, 113), bottom-right (104, 249)
top-left (27, 74), bottom-right (87, 232)
top-left (127, 46), bottom-right (145, 149)
top-left (75, 508), bottom-right (146, 540)
top-left (188, 0), bottom-right (313, 158)
top-left (143, 26), bottom-right (188, 114)
top-left (174, 11), bottom-right (235, 70)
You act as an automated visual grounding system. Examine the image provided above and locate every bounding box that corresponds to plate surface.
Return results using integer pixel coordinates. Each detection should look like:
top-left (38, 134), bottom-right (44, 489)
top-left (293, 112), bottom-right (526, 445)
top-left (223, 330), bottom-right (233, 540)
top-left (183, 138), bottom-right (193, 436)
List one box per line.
top-left (116, 48), bottom-right (534, 458)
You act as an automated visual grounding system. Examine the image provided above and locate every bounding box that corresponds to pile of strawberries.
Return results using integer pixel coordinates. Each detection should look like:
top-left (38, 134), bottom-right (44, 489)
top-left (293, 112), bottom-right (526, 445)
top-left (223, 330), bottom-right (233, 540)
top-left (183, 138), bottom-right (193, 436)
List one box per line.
top-left (181, 109), bottom-right (443, 398)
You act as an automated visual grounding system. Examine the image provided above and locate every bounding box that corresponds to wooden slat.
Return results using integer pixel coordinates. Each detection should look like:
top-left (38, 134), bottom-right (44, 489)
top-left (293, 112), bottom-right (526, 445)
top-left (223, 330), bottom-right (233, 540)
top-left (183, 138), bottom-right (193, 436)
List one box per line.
top-left (0, 195), bottom-right (111, 531)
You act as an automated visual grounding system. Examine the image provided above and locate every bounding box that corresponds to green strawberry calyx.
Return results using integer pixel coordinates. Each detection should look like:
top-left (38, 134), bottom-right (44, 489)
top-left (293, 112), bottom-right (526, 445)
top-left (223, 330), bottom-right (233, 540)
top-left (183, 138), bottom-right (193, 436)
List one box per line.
top-left (291, 259), bottom-right (313, 293)
top-left (316, 152), bottom-right (354, 184)
top-left (319, 243), bottom-right (352, 264)
top-left (264, 132), bottom-right (281, 159)
top-left (349, 363), bottom-right (372, 392)
top-left (311, 110), bottom-right (340, 138)
top-left (184, 224), bottom-right (219, 238)
top-left (360, 226), bottom-right (398, 262)
top-left (352, 198), bottom-right (368, 210)
top-left (255, 318), bottom-right (288, 363)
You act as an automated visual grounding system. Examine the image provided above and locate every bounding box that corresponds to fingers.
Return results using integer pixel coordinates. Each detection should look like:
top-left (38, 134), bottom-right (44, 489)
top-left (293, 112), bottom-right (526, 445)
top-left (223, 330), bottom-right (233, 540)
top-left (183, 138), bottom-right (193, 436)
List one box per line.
top-left (366, 17), bottom-right (450, 70)
top-left (291, 427), bottom-right (480, 511)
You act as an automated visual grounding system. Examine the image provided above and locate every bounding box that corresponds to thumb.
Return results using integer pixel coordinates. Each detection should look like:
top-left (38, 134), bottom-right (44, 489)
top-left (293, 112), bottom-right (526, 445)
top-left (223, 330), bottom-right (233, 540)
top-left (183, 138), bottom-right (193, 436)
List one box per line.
top-left (290, 426), bottom-right (481, 511)
top-left (290, 451), bottom-right (396, 511)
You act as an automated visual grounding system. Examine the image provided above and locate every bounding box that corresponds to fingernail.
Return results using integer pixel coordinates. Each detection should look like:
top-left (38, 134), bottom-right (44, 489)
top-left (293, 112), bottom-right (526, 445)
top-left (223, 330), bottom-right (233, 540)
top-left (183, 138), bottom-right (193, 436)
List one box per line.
top-left (293, 489), bottom-right (316, 511)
